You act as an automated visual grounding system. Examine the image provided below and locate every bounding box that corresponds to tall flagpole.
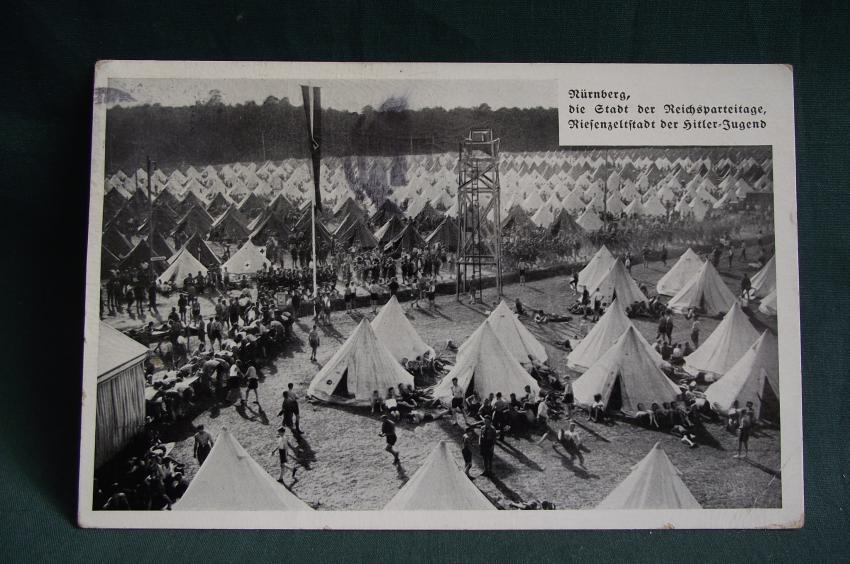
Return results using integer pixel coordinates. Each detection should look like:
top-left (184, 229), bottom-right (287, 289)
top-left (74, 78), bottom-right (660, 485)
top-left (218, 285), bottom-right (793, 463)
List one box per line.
top-left (302, 85), bottom-right (320, 303)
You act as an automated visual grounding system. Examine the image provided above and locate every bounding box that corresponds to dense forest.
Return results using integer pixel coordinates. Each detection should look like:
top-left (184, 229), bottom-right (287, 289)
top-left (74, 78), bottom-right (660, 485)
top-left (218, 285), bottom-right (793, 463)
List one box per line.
top-left (105, 94), bottom-right (558, 173)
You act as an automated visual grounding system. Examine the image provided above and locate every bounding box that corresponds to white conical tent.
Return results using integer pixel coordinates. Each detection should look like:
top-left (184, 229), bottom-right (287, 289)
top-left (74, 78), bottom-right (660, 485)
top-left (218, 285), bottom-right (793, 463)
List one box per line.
top-left (623, 197), bottom-right (643, 217)
top-left (572, 326), bottom-right (678, 412)
top-left (307, 319), bottom-right (414, 406)
top-left (578, 245), bottom-right (616, 292)
top-left (383, 441), bottom-right (496, 511)
top-left (531, 204), bottom-right (555, 227)
top-left (567, 299), bottom-right (635, 372)
top-left (587, 259), bottom-right (647, 306)
top-left (596, 442), bottom-right (701, 509)
top-left (689, 196), bottom-right (710, 221)
top-left (434, 321), bottom-right (539, 404)
top-left (221, 240), bottom-right (271, 276)
top-left (371, 296), bottom-right (434, 362)
top-left (667, 261), bottom-right (738, 316)
top-left (562, 189), bottom-right (585, 212)
top-left (576, 207), bottom-right (604, 232)
top-left (174, 429), bottom-right (313, 511)
top-left (758, 288), bottom-right (777, 316)
top-left (642, 194), bottom-right (667, 217)
top-left (685, 303), bottom-right (760, 380)
top-left (656, 248), bottom-right (704, 297)
top-left (156, 248), bottom-right (208, 287)
top-left (486, 300), bottom-right (548, 363)
top-left (750, 255), bottom-right (776, 298)
top-left (704, 331), bottom-right (779, 419)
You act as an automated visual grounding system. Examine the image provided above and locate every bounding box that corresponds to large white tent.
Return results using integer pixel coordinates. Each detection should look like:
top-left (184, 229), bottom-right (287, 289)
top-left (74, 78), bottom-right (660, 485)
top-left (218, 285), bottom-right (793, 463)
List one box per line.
top-left (596, 442), bottom-right (701, 509)
top-left (567, 299), bottom-right (634, 372)
top-left (175, 429), bottom-right (313, 511)
top-left (156, 247), bottom-right (207, 288)
top-left (587, 259), bottom-right (647, 306)
top-left (704, 331), bottom-right (779, 418)
top-left (371, 296), bottom-right (434, 362)
top-left (435, 321), bottom-right (539, 404)
top-left (383, 441), bottom-right (496, 511)
top-left (485, 300), bottom-right (548, 364)
top-left (750, 255), bottom-right (776, 298)
top-left (684, 302), bottom-right (760, 380)
top-left (656, 248), bottom-right (703, 297)
top-left (758, 288), bottom-right (777, 316)
top-left (667, 261), bottom-right (738, 316)
top-left (572, 326), bottom-right (678, 412)
top-left (578, 245), bottom-right (616, 293)
top-left (221, 240), bottom-right (271, 277)
top-left (307, 319), bottom-right (414, 406)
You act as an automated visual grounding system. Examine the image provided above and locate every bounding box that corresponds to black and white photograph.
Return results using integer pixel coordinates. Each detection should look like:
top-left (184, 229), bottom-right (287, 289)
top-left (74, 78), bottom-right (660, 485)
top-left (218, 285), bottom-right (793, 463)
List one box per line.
top-left (80, 63), bottom-right (800, 529)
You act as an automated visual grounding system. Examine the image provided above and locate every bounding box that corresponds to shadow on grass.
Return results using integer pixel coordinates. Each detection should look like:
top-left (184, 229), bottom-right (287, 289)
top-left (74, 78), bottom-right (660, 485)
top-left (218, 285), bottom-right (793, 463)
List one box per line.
top-left (496, 439), bottom-right (545, 472)
top-left (292, 433), bottom-right (316, 471)
top-left (570, 418), bottom-right (612, 443)
top-left (552, 444), bottom-right (599, 479)
top-left (741, 457), bottom-right (782, 479)
top-left (235, 402), bottom-right (270, 425)
top-left (486, 473), bottom-right (524, 504)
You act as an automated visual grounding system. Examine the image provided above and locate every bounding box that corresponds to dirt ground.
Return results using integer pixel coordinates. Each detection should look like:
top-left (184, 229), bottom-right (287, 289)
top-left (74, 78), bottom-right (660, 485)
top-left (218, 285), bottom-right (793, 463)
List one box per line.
top-left (104, 248), bottom-right (782, 510)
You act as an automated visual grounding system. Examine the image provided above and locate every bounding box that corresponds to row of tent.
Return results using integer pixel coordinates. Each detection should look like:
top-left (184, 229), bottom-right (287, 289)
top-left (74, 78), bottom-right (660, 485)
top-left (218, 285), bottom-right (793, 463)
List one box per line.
top-left (176, 429), bottom-right (699, 511)
top-left (105, 147), bottom-right (771, 217)
top-left (104, 147), bottom-right (772, 240)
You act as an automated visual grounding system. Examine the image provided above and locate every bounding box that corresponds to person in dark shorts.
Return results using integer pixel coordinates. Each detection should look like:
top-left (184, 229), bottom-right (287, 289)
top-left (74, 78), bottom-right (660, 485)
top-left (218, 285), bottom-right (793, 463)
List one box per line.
top-left (479, 417), bottom-right (497, 476)
top-left (449, 377), bottom-right (467, 425)
top-left (734, 401), bottom-right (754, 458)
top-left (562, 376), bottom-right (574, 418)
top-left (193, 425), bottom-right (214, 465)
top-left (278, 391), bottom-right (296, 431)
top-left (272, 427), bottom-right (297, 483)
top-left (287, 382), bottom-right (302, 433)
top-left (308, 325), bottom-right (320, 361)
top-left (379, 415), bottom-right (400, 465)
top-left (243, 364), bottom-right (260, 405)
top-left (461, 427), bottom-right (475, 476)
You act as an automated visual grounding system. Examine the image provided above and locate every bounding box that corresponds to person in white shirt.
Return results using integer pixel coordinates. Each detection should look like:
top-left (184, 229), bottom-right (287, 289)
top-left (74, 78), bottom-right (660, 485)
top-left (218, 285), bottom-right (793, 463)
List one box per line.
top-left (449, 377), bottom-right (467, 426)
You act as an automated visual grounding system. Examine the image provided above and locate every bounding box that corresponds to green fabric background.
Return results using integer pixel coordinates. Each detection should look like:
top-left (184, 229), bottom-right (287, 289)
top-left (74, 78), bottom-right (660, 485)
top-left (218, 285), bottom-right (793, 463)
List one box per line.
top-left (1, 0), bottom-right (848, 561)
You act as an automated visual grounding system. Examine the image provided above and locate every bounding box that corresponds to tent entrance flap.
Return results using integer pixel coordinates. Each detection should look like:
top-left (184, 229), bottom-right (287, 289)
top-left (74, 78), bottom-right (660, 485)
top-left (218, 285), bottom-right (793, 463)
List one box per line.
top-left (608, 374), bottom-right (624, 412)
top-left (332, 370), bottom-right (352, 399)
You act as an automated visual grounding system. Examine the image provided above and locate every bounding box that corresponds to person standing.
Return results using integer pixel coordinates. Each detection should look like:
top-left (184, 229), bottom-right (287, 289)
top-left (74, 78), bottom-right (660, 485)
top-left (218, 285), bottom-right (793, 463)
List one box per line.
top-left (379, 415), bottom-right (400, 465)
top-left (660, 245), bottom-right (668, 267)
top-left (308, 325), bottom-right (320, 362)
top-left (193, 425), bottom-right (214, 465)
top-left (449, 377), bottom-right (467, 426)
top-left (287, 382), bottom-right (302, 433)
top-left (690, 317), bottom-right (701, 347)
top-left (244, 364), bottom-right (260, 405)
top-left (518, 260), bottom-right (527, 287)
top-left (147, 282), bottom-right (157, 314)
top-left (178, 293), bottom-right (187, 323)
top-left (461, 427), bottom-right (475, 477)
top-left (479, 416), bottom-right (497, 476)
top-left (734, 402), bottom-right (754, 459)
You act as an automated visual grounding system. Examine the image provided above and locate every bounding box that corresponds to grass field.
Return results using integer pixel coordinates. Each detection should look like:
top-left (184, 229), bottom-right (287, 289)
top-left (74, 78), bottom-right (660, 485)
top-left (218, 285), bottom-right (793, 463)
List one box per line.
top-left (104, 248), bottom-right (781, 510)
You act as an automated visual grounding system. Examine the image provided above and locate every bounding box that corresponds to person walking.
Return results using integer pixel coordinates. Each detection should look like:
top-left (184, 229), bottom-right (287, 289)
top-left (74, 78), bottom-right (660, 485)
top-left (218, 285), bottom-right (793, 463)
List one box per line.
top-left (308, 325), bottom-right (320, 362)
top-left (379, 415), bottom-right (400, 465)
top-left (193, 425), bottom-right (214, 465)
top-left (272, 427), bottom-right (298, 483)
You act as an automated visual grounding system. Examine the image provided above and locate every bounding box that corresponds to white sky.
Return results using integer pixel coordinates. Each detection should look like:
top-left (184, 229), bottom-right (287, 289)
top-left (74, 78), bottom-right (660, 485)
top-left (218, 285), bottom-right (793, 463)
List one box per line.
top-left (108, 78), bottom-right (556, 111)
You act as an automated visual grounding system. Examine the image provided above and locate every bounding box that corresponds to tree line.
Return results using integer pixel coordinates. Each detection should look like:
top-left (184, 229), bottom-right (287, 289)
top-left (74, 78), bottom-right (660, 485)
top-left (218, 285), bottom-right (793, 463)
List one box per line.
top-left (105, 94), bottom-right (558, 173)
